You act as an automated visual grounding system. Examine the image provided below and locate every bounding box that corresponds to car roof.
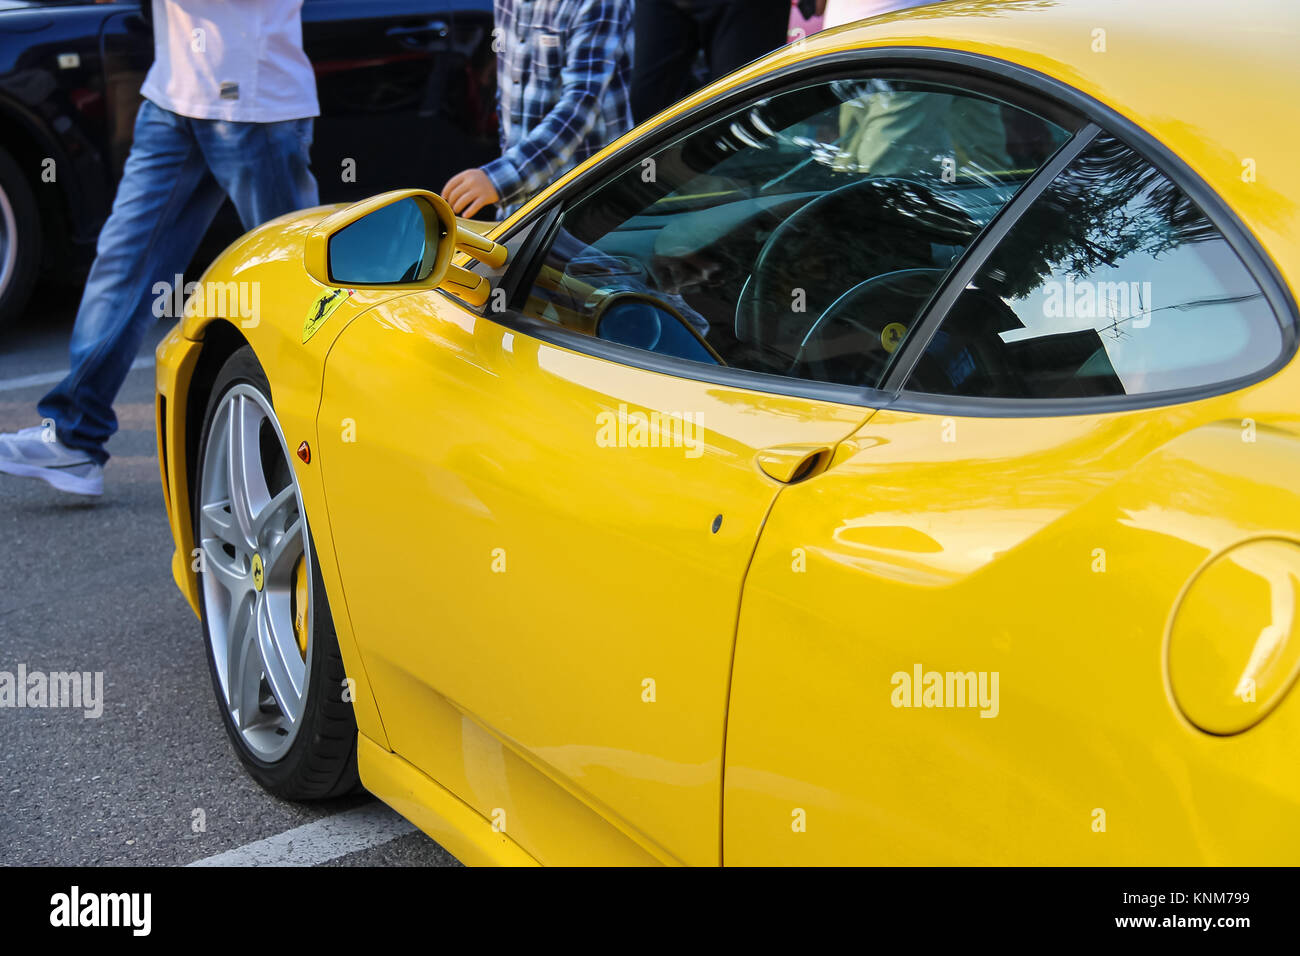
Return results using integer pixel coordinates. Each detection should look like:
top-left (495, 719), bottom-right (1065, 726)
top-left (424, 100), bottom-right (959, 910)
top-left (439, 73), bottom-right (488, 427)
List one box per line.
top-left (761, 0), bottom-right (1300, 295)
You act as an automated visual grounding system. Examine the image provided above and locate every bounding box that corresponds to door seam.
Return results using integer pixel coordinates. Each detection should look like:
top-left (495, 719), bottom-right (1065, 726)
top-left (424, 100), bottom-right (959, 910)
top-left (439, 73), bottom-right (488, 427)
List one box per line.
top-left (717, 407), bottom-right (879, 865)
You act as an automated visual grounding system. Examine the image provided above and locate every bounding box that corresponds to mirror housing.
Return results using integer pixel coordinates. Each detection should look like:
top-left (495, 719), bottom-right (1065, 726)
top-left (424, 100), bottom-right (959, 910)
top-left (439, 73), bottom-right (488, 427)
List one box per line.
top-left (304, 189), bottom-right (506, 307)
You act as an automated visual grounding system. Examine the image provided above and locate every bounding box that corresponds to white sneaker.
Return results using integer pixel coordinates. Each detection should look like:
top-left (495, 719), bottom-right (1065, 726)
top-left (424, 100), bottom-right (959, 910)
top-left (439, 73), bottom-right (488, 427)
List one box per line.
top-left (0, 425), bottom-right (104, 496)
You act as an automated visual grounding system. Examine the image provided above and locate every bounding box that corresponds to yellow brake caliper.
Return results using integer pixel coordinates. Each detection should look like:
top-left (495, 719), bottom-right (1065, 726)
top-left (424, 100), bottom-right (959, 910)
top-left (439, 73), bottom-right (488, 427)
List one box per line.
top-left (292, 557), bottom-right (309, 659)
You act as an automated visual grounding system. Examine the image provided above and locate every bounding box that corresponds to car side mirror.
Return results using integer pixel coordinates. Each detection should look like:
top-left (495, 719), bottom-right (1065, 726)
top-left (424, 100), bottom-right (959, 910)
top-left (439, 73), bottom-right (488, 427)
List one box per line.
top-left (304, 189), bottom-right (506, 307)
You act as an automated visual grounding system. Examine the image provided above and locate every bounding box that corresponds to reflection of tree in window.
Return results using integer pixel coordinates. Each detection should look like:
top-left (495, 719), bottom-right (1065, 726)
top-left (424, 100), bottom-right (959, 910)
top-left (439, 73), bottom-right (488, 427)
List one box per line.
top-left (990, 135), bottom-right (1217, 300)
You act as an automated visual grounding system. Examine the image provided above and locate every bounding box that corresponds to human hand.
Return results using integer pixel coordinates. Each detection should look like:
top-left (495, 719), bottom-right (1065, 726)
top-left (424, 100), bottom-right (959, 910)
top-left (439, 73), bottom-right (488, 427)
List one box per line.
top-left (441, 168), bottom-right (500, 218)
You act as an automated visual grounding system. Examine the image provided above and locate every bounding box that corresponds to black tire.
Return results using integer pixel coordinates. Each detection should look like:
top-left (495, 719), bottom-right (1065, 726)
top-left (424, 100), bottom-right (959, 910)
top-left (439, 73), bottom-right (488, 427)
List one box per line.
top-left (193, 346), bottom-right (360, 799)
top-left (0, 145), bottom-right (42, 330)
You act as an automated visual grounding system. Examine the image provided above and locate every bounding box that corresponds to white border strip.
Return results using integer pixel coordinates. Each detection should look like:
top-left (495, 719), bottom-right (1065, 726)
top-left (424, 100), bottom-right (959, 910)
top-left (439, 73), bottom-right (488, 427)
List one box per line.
top-left (0, 357), bottom-right (153, 394)
top-left (187, 803), bottom-right (418, 867)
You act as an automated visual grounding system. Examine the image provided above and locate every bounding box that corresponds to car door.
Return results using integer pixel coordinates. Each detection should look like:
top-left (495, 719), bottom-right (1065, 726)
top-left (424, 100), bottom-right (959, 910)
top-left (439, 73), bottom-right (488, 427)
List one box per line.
top-left (316, 66), bottom-right (1080, 864)
top-left (301, 0), bottom-right (497, 203)
top-left (320, 290), bottom-right (869, 866)
top-left (724, 126), bottom-right (1300, 863)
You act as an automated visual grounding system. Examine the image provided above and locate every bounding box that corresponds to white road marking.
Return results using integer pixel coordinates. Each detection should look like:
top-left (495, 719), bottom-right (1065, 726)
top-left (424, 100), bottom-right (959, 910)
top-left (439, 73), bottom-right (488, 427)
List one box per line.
top-left (0, 356), bottom-right (153, 394)
top-left (186, 803), bottom-right (418, 867)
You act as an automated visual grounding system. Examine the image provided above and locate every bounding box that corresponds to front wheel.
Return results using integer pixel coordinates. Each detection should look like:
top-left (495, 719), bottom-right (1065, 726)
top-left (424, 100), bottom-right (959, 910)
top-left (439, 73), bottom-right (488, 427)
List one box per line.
top-left (193, 346), bottom-right (359, 799)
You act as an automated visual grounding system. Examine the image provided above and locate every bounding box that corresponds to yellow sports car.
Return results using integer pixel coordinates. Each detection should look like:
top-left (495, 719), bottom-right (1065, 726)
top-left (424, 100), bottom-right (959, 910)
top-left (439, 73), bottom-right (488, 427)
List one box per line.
top-left (155, 0), bottom-right (1300, 865)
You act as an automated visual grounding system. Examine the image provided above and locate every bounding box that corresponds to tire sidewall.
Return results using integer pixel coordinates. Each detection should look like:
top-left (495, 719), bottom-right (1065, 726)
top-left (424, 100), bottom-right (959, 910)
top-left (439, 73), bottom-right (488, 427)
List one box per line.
top-left (0, 145), bottom-right (42, 328)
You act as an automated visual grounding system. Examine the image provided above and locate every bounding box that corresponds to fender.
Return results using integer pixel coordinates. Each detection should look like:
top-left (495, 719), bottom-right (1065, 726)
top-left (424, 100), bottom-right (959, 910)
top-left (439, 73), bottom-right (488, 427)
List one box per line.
top-left (156, 203), bottom-right (413, 751)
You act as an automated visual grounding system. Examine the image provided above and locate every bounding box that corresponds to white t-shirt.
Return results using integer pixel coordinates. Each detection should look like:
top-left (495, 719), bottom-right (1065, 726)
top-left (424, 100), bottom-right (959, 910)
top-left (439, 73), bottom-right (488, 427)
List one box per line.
top-left (824, 0), bottom-right (895, 29)
top-left (140, 0), bottom-right (319, 123)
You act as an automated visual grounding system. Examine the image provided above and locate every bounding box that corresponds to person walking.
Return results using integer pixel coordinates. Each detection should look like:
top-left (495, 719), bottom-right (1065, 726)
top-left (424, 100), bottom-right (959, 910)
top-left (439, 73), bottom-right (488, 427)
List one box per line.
top-left (630, 0), bottom-right (791, 124)
top-left (0, 0), bottom-right (320, 496)
top-left (441, 0), bottom-right (635, 220)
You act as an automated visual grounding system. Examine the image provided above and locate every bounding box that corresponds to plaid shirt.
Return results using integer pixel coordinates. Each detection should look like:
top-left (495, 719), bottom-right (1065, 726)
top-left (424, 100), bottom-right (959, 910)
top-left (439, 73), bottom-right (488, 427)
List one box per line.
top-left (482, 0), bottom-right (634, 218)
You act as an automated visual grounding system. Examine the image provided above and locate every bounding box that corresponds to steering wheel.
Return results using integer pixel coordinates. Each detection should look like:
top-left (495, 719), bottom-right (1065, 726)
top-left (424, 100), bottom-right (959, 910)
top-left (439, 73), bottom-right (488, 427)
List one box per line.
top-left (787, 268), bottom-right (948, 384)
top-left (735, 177), bottom-right (978, 369)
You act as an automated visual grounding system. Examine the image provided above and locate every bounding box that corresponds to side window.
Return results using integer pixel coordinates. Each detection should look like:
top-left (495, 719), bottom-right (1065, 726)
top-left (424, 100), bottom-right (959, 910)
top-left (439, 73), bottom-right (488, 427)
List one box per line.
top-left (516, 76), bottom-right (1069, 388)
top-left (907, 132), bottom-right (1288, 401)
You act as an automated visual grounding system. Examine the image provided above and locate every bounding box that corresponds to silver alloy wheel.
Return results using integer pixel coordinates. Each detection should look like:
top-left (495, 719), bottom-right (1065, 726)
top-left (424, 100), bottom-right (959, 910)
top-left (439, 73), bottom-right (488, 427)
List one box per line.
top-left (198, 384), bottom-right (312, 761)
top-left (0, 180), bottom-right (16, 303)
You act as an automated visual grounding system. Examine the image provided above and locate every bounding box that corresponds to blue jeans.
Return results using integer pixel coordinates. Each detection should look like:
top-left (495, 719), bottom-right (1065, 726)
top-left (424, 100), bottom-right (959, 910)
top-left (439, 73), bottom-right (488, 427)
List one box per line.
top-left (39, 100), bottom-right (319, 464)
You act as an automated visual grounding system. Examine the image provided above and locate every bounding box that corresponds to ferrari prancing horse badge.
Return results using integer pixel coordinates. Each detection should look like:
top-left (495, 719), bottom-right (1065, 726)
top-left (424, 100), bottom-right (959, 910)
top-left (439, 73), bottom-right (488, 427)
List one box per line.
top-left (302, 287), bottom-right (355, 343)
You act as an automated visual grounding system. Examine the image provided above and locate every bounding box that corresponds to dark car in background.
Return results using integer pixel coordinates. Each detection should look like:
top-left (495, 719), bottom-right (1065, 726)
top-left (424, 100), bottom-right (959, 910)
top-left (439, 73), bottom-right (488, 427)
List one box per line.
top-left (0, 0), bottom-right (498, 329)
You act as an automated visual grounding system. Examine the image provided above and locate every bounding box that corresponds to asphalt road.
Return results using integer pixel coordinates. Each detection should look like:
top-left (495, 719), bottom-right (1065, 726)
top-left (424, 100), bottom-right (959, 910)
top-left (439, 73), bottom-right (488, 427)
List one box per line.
top-left (0, 284), bottom-right (459, 867)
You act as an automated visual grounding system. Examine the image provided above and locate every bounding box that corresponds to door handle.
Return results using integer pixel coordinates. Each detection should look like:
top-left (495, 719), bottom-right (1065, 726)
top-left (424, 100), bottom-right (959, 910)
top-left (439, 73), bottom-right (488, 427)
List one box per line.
top-left (755, 443), bottom-right (834, 484)
top-left (386, 20), bottom-right (450, 43)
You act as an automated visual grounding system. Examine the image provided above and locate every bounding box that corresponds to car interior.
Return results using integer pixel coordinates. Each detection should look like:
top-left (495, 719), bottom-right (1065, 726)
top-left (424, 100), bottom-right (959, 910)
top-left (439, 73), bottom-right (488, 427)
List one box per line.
top-left (519, 76), bottom-right (1070, 389)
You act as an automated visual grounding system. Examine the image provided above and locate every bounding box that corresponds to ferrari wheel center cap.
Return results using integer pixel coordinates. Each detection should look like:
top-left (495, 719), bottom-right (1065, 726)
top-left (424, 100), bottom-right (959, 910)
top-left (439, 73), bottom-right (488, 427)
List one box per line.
top-left (251, 552), bottom-right (265, 592)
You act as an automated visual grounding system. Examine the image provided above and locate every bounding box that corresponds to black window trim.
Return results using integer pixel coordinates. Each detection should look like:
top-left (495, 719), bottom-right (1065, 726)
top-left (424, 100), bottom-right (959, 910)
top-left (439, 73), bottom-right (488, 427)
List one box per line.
top-left (445, 46), bottom-right (1299, 417)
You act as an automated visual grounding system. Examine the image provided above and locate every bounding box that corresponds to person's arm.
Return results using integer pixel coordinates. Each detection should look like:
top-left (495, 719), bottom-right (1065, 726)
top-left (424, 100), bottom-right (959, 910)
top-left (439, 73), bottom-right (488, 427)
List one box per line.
top-left (482, 0), bottom-right (631, 209)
